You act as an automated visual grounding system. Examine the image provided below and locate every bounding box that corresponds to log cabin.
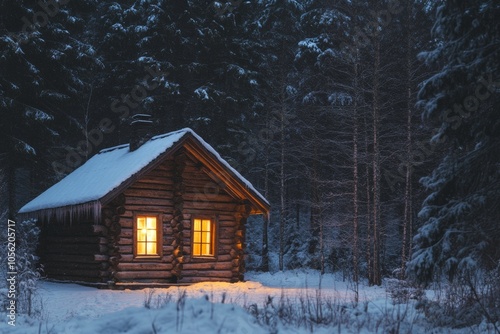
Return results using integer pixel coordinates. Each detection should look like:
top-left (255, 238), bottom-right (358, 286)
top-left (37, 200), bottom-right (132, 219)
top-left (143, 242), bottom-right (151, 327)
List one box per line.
top-left (18, 122), bottom-right (269, 288)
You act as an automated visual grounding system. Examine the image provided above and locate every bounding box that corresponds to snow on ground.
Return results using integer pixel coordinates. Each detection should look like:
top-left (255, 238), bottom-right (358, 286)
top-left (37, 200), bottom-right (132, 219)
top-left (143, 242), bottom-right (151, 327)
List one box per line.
top-left (21, 270), bottom-right (386, 323)
top-left (0, 270), bottom-right (497, 333)
top-left (45, 298), bottom-right (261, 334)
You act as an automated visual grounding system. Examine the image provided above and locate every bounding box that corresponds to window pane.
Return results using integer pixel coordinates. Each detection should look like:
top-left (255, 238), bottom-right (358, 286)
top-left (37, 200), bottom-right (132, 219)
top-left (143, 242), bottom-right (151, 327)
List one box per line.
top-left (193, 243), bottom-right (200, 256)
top-left (137, 242), bottom-right (145, 255)
top-left (137, 229), bottom-right (147, 241)
top-left (203, 231), bottom-right (211, 243)
top-left (194, 219), bottom-right (201, 231)
top-left (137, 217), bottom-right (145, 229)
top-left (202, 243), bottom-right (211, 256)
top-left (146, 217), bottom-right (156, 229)
top-left (147, 230), bottom-right (156, 241)
top-left (193, 231), bottom-right (201, 243)
top-left (147, 242), bottom-right (157, 255)
top-left (202, 219), bottom-right (210, 232)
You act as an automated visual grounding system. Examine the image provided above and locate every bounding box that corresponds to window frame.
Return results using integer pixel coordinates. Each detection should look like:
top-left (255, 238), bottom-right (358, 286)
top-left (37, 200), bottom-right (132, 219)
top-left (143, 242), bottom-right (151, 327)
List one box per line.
top-left (191, 217), bottom-right (217, 259)
top-left (133, 213), bottom-right (162, 259)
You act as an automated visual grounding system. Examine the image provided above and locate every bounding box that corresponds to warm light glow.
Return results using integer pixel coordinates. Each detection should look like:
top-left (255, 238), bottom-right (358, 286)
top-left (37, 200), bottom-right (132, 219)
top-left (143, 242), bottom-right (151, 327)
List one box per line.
top-left (136, 216), bottom-right (158, 256)
top-left (192, 218), bottom-right (214, 256)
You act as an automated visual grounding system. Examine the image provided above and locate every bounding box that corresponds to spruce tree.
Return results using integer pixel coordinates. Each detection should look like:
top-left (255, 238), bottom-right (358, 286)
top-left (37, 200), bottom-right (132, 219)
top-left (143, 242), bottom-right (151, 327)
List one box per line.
top-left (0, 1), bottom-right (100, 217)
top-left (408, 1), bottom-right (500, 282)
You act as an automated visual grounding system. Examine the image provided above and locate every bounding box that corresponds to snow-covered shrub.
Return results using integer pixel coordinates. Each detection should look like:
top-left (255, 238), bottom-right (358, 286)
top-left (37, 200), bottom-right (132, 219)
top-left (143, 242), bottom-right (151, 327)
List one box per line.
top-left (0, 209), bottom-right (8, 309)
top-left (142, 289), bottom-right (187, 331)
top-left (2, 218), bottom-right (42, 316)
top-left (247, 295), bottom-right (279, 334)
top-left (244, 215), bottom-right (263, 271)
top-left (472, 265), bottom-right (500, 330)
top-left (418, 283), bottom-right (481, 328)
top-left (143, 289), bottom-right (173, 309)
top-left (417, 269), bottom-right (500, 330)
top-left (284, 223), bottom-right (312, 271)
top-left (304, 233), bottom-right (322, 271)
top-left (326, 246), bottom-right (351, 279)
top-left (386, 278), bottom-right (425, 305)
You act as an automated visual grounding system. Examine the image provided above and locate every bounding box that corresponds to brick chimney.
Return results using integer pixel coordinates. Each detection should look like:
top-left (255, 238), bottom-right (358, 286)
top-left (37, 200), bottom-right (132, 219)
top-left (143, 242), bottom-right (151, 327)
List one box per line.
top-left (129, 113), bottom-right (153, 151)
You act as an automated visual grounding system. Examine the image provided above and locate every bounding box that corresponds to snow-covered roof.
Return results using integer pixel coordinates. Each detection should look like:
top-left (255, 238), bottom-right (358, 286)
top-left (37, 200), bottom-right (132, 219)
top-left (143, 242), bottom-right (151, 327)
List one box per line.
top-left (19, 128), bottom-right (268, 220)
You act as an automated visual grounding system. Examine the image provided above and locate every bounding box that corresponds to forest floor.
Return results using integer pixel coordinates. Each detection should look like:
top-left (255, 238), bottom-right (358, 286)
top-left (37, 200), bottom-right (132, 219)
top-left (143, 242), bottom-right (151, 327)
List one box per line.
top-left (0, 270), bottom-right (497, 333)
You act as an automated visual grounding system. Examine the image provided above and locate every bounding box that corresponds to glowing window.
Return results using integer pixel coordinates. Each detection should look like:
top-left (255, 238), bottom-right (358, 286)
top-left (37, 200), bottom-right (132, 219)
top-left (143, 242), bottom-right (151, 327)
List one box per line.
top-left (192, 218), bottom-right (214, 257)
top-left (136, 216), bottom-right (158, 256)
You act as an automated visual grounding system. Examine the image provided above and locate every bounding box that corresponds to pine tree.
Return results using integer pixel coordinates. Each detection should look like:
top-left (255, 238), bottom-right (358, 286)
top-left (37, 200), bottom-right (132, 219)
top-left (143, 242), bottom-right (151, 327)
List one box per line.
top-left (93, 0), bottom-right (265, 152)
top-left (0, 1), bottom-right (101, 217)
top-left (408, 1), bottom-right (500, 282)
top-left (294, 0), bottom-right (356, 274)
top-left (249, 0), bottom-right (307, 271)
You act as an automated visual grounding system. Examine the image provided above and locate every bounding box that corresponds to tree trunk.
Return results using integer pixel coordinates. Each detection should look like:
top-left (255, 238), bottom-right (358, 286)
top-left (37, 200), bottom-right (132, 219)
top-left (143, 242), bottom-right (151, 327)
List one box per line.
top-left (260, 112), bottom-right (270, 272)
top-left (296, 203), bottom-right (300, 229)
top-left (319, 209), bottom-right (325, 275)
top-left (372, 28), bottom-right (382, 286)
top-left (365, 114), bottom-right (373, 285)
top-left (279, 99), bottom-right (285, 272)
top-left (352, 57), bottom-right (360, 284)
top-left (309, 143), bottom-right (321, 270)
top-left (401, 2), bottom-right (414, 279)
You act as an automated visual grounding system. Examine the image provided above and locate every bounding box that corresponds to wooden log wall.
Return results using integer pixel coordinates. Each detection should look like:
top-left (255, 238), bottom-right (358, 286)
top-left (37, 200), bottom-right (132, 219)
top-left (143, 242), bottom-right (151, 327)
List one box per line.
top-left (109, 150), bottom-right (250, 284)
top-left (114, 158), bottom-right (176, 282)
top-left (39, 219), bottom-right (109, 283)
top-left (38, 146), bottom-right (259, 286)
top-left (177, 155), bottom-right (243, 283)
